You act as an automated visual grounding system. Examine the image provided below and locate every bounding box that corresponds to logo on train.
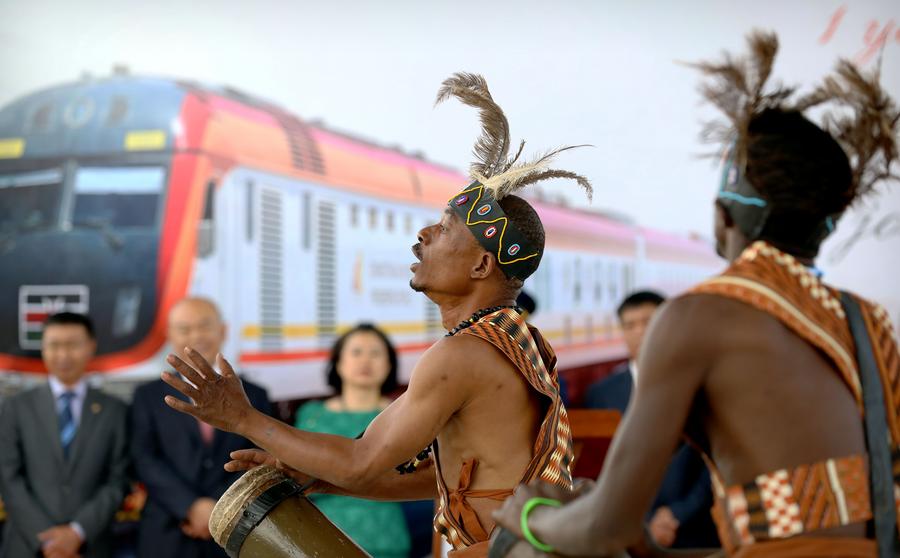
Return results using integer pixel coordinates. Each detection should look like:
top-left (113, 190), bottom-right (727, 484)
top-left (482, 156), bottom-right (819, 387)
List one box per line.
top-left (18, 285), bottom-right (90, 350)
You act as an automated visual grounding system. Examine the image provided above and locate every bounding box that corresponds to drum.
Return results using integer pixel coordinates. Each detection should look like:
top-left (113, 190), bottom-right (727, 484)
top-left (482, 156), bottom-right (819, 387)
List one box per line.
top-left (209, 465), bottom-right (371, 558)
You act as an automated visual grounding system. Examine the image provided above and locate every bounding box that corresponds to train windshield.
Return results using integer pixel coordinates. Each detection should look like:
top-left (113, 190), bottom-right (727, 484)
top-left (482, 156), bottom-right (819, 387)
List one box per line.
top-left (0, 165), bottom-right (166, 241)
top-left (0, 168), bottom-right (65, 237)
top-left (72, 166), bottom-right (164, 229)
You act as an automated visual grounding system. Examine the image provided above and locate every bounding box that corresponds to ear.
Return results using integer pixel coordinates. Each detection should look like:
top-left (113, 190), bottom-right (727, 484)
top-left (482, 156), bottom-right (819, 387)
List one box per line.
top-left (715, 201), bottom-right (735, 228)
top-left (713, 201), bottom-right (731, 258)
top-left (470, 250), bottom-right (496, 280)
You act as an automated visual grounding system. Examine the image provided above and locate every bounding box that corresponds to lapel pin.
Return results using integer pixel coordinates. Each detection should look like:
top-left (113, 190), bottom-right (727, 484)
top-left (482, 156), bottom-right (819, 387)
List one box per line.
top-left (91, 402), bottom-right (102, 414)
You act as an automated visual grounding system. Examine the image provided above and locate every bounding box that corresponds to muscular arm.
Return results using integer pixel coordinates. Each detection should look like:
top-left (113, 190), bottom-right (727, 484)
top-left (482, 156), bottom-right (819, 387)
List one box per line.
top-left (165, 336), bottom-right (480, 497)
top-left (227, 446), bottom-right (439, 501)
top-left (527, 297), bottom-right (715, 556)
top-left (312, 457), bottom-right (438, 501)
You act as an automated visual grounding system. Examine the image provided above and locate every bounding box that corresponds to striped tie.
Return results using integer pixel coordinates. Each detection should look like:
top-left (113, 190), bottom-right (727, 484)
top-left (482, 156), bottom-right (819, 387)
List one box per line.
top-left (58, 391), bottom-right (77, 458)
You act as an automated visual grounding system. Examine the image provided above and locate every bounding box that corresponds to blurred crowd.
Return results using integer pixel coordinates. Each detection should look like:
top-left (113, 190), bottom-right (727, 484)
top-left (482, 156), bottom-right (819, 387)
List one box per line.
top-left (0, 292), bottom-right (718, 558)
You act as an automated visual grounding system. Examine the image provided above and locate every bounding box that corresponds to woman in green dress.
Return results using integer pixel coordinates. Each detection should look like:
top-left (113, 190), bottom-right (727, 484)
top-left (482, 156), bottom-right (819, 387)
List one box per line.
top-left (294, 324), bottom-right (412, 558)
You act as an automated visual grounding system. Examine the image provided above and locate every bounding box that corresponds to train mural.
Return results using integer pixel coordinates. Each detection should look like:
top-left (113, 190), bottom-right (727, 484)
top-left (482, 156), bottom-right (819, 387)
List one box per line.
top-left (0, 76), bottom-right (720, 400)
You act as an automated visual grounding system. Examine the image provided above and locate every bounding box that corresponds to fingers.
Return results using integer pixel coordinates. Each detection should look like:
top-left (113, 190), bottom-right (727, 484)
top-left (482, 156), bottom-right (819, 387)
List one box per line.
top-left (226, 449), bottom-right (273, 472)
top-left (228, 450), bottom-right (253, 463)
top-left (217, 353), bottom-right (237, 378)
top-left (491, 494), bottom-right (526, 534)
top-left (167, 353), bottom-right (207, 386)
top-left (164, 395), bottom-right (200, 417)
top-left (230, 449), bottom-right (269, 463)
top-left (224, 460), bottom-right (254, 472)
top-left (161, 371), bottom-right (201, 401)
top-left (184, 347), bottom-right (218, 380)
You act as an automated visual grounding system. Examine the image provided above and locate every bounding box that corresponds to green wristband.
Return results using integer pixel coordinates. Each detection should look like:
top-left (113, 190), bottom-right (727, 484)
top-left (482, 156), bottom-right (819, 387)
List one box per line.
top-left (520, 497), bottom-right (562, 553)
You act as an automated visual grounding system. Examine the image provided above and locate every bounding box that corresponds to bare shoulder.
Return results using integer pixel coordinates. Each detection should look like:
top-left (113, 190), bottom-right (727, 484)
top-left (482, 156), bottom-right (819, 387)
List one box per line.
top-left (640, 293), bottom-right (765, 378)
top-left (661, 292), bottom-right (749, 319)
top-left (420, 333), bottom-right (504, 364)
top-left (655, 293), bottom-right (767, 341)
top-left (410, 334), bottom-right (509, 390)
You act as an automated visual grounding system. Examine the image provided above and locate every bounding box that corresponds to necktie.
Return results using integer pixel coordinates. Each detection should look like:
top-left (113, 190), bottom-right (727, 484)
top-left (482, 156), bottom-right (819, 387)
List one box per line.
top-left (198, 419), bottom-right (215, 446)
top-left (58, 391), bottom-right (77, 458)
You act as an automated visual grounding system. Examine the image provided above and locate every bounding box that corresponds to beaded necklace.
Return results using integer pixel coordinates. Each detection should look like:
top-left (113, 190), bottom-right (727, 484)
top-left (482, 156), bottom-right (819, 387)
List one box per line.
top-left (445, 305), bottom-right (521, 337)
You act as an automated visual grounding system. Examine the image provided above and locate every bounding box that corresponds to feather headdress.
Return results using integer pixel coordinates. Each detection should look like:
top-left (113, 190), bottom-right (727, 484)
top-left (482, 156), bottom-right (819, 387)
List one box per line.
top-left (688, 31), bottom-right (794, 167)
top-left (435, 72), bottom-right (593, 202)
top-left (795, 60), bottom-right (900, 198)
top-left (691, 30), bottom-right (899, 199)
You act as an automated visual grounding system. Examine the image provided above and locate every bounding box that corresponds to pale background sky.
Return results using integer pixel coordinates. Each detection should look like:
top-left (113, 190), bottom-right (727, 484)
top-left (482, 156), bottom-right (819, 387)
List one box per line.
top-left (2, 0), bottom-right (899, 320)
top-left (2, 0), bottom-right (897, 235)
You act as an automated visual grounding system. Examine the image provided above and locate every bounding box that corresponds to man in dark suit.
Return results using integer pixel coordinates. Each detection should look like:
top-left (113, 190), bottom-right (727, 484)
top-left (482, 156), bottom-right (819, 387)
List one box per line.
top-left (585, 291), bottom-right (718, 549)
top-left (130, 298), bottom-right (271, 558)
top-left (0, 313), bottom-right (130, 558)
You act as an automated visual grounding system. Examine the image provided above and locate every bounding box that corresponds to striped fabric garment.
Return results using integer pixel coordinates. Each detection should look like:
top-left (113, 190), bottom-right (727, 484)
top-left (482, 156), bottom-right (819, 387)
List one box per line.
top-left (433, 308), bottom-right (574, 552)
top-left (688, 241), bottom-right (900, 556)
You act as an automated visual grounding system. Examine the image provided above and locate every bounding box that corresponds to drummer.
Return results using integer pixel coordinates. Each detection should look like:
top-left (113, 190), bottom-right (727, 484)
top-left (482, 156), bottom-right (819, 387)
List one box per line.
top-left (161, 72), bottom-right (591, 558)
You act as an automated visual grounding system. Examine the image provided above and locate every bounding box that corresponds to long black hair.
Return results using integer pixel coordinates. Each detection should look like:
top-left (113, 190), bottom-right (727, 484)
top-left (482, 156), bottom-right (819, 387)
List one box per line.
top-left (326, 323), bottom-right (399, 394)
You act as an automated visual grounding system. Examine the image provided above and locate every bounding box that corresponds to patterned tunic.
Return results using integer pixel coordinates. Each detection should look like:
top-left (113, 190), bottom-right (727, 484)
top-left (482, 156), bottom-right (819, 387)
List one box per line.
top-left (686, 241), bottom-right (900, 556)
top-left (432, 308), bottom-right (574, 555)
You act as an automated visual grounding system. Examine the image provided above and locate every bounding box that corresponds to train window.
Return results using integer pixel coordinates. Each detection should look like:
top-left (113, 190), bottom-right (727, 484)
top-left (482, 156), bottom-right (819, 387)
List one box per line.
top-left (608, 264), bottom-right (618, 303)
top-left (369, 207), bottom-right (377, 230)
top-left (246, 181), bottom-right (254, 241)
top-left (595, 263), bottom-right (603, 303)
top-left (622, 265), bottom-right (632, 295)
top-left (573, 259), bottom-right (582, 304)
top-left (106, 96), bottom-right (129, 126)
top-left (72, 166), bottom-right (165, 229)
top-left (303, 192), bottom-right (312, 250)
top-left (197, 180), bottom-right (216, 258)
top-left (202, 181), bottom-right (215, 221)
top-left (386, 211), bottom-right (394, 232)
top-left (405, 214), bottom-right (413, 234)
top-left (350, 204), bottom-right (359, 228)
top-left (0, 169), bottom-right (64, 234)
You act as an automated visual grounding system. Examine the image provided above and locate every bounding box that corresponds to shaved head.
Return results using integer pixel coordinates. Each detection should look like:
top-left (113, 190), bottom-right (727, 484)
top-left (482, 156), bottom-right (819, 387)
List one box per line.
top-left (167, 297), bottom-right (227, 364)
top-left (169, 297), bottom-right (222, 323)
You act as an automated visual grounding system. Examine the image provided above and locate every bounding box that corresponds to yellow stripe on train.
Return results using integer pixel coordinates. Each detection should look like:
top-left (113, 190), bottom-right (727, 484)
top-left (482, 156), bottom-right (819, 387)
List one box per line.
top-left (124, 130), bottom-right (166, 151)
top-left (0, 138), bottom-right (25, 159)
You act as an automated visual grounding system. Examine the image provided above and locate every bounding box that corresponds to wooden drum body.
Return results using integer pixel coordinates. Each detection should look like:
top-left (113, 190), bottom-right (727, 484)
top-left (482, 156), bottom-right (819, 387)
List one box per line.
top-left (210, 466), bottom-right (371, 558)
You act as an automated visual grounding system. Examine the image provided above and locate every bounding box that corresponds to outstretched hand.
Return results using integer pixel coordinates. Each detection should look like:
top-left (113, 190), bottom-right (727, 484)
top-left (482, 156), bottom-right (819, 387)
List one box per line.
top-left (161, 348), bottom-right (255, 434)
